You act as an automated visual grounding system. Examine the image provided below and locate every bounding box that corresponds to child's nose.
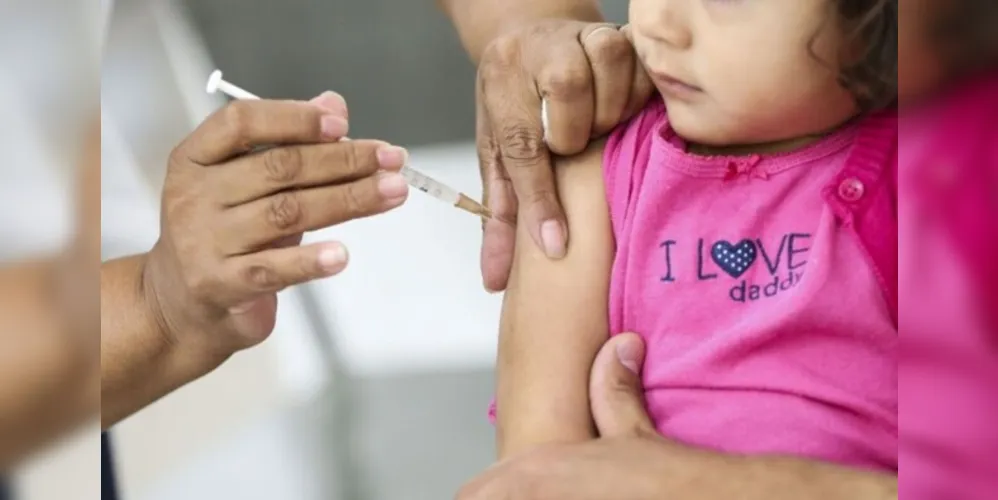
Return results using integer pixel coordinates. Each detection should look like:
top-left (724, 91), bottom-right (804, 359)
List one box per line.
top-left (652, 0), bottom-right (693, 50)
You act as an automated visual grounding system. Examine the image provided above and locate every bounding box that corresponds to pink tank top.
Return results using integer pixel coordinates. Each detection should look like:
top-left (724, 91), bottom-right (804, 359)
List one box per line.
top-left (604, 99), bottom-right (897, 471)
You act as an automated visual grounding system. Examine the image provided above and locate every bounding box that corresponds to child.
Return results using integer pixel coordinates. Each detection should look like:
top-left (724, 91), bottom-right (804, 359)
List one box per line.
top-left (492, 0), bottom-right (898, 473)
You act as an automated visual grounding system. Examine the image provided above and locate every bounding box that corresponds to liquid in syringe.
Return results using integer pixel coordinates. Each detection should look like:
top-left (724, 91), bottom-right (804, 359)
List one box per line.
top-left (398, 164), bottom-right (492, 219)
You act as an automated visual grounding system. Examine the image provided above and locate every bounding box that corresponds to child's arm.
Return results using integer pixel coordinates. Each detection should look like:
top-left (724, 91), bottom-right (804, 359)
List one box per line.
top-left (495, 140), bottom-right (614, 459)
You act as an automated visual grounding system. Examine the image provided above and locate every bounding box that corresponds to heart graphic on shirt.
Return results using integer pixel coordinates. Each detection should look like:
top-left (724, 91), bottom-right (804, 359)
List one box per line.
top-left (711, 240), bottom-right (757, 278)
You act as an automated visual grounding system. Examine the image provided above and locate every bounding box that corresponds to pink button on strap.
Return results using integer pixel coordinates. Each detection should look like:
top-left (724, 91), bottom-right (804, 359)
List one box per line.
top-left (838, 177), bottom-right (865, 202)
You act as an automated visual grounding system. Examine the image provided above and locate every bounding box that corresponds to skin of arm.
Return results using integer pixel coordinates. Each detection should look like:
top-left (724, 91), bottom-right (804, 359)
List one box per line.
top-left (748, 456), bottom-right (898, 500)
top-left (495, 141), bottom-right (614, 459)
top-left (435, 0), bottom-right (604, 63)
top-left (100, 255), bottom-right (227, 429)
top-left (0, 119), bottom-right (100, 467)
top-left (658, 451), bottom-right (898, 500)
top-left (0, 262), bottom-right (98, 468)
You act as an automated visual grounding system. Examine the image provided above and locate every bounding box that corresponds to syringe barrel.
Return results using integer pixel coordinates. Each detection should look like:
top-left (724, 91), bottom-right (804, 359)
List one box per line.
top-left (399, 166), bottom-right (460, 205)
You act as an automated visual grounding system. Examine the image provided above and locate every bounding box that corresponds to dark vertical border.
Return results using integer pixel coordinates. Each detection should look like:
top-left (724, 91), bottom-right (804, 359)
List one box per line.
top-left (102, 432), bottom-right (120, 500)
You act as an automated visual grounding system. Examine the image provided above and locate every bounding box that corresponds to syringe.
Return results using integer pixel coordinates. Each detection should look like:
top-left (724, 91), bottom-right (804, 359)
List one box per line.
top-left (205, 70), bottom-right (492, 220)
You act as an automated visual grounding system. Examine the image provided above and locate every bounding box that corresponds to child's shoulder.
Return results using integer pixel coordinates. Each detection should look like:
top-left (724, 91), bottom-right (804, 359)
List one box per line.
top-left (597, 100), bottom-right (669, 240)
top-left (601, 99), bottom-right (668, 196)
top-left (605, 98), bottom-right (668, 165)
top-left (844, 108), bottom-right (898, 203)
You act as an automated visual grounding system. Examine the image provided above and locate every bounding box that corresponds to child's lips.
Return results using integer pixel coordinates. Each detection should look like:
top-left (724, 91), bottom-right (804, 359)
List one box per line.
top-left (651, 71), bottom-right (703, 98)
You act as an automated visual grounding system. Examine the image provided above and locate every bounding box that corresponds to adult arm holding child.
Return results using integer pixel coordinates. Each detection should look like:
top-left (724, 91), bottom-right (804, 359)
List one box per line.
top-left (467, 334), bottom-right (899, 500)
top-left (494, 142), bottom-right (613, 458)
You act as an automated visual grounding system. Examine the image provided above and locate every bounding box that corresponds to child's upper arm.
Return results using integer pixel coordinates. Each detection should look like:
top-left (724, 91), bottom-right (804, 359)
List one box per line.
top-left (495, 140), bottom-right (615, 458)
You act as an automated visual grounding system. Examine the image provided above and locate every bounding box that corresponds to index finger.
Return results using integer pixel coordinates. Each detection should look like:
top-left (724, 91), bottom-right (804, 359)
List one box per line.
top-left (480, 62), bottom-right (568, 260)
top-left (181, 98), bottom-right (348, 165)
top-left (535, 42), bottom-right (595, 155)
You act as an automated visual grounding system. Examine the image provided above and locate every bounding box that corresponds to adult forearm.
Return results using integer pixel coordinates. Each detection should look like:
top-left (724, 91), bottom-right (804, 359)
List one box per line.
top-left (749, 456), bottom-right (897, 500)
top-left (437, 0), bottom-right (603, 63)
top-left (654, 446), bottom-right (898, 500)
top-left (100, 255), bottom-right (225, 428)
top-left (0, 261), bottom-right (98, 468)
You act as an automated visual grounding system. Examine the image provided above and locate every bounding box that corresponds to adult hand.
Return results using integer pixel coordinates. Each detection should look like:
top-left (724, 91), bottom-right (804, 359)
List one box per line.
top-left (143, 93), bottom-right (410, 360)
top-left (457, 333), bottom-right (672, 500)
top-left (456, 334), bottom-right (898, 500)
top-left (476, 21), bottom-right (654, 291)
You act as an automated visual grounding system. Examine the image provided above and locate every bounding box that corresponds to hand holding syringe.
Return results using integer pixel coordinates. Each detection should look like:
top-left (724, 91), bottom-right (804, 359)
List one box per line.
top-left (206, 70), bottom-right (492, 220)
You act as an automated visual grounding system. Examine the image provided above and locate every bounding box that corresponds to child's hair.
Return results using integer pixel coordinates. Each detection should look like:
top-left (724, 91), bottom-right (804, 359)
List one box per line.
top-left (935, 0), bottom-right (998, 76)
top-left (832, 0), bottom-right (898, 111)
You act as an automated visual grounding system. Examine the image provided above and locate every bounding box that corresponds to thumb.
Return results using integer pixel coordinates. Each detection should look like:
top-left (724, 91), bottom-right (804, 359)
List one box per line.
top-left (589, 333), bottom-right (657, 438)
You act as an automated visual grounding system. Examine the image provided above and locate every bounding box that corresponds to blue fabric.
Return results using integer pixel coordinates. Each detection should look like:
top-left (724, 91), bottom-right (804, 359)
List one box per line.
top-left (102, 432), bottom-right (120, 500)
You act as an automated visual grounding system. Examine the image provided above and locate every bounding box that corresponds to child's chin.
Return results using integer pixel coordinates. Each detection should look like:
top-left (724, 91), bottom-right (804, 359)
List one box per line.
top-left (669, 115), bottom-right (733, 147)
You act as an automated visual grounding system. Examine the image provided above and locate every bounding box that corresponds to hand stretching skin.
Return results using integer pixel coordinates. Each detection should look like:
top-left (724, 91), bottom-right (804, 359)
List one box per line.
top-left (473, 22), bottom-right (654, 291)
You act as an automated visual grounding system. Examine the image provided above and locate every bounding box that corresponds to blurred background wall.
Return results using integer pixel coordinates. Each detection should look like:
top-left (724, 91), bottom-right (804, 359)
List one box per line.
top-left (183, 0), bottom-right (628, 146)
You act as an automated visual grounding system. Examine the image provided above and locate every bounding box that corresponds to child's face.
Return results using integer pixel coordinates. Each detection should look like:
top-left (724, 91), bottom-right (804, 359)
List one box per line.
top-left (629, 0), bottom-right (858, 146)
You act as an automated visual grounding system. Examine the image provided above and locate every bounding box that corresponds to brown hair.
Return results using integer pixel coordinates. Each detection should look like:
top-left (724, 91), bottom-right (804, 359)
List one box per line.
top-left (833, 0), bottom-right (898, 111)
top-left (934, 0), bottom-right (998, 76)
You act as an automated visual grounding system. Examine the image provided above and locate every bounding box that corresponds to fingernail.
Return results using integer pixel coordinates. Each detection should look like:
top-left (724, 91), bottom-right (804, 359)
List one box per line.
top-left (540, 220), bottom-right (566, 259)
top-left (378, 172), bottom-right (409, 199)
top-left (377, 146), bottom-right (408, 170)
top-left (584, 25), bottom-right (616, 42)
top-left (311, 91), bottom-right (347, 114)
top-left (321, 116), bottom-right (349, 139)
top-left (318, 244), bottom-right (349, 273)
top-left (615, 338), bottom-right (642, 375)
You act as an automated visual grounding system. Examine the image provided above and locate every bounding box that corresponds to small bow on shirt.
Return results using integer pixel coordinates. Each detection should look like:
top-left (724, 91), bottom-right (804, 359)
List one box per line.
top-left (724, 156), bottom-right (767, 181)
